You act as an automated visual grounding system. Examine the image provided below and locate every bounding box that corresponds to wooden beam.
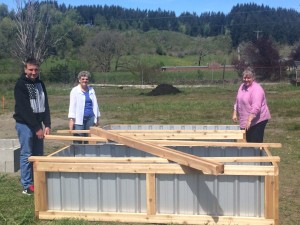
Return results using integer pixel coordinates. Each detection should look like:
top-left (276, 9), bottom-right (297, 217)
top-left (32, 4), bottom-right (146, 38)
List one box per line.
top-left (29, 156), bottom-right (280, 163)
top-left (111, 132), bottom-right (244, 140)
top-left (57, 130), bottom-right (90, 134)
top-left (265, 175), bottom-right (279, 223)
top-left (45, 134), bottom-right (108, 142)
top-left (34, 162), bottom-right (277, 176)
top-left (146, 173), bottom-right (156, 215)
top-left (107, 129), bottom-right (245, 133)
top-left (46, 145), bottom-right (70, 157)
top-left (29, 156), bottom-right (170, 163)
top-left (38, 211), bottom-right (276, 224)
top-left (224, 165), bottom-right (276, 176)
top-left (33, 163), bottom-right (48, 219)
top-left (144, 140), bottom-right (282, 148)
top-left (90, 127), bottom-right (224, 175)
top-left (35, 162), bottom-right (198, 174)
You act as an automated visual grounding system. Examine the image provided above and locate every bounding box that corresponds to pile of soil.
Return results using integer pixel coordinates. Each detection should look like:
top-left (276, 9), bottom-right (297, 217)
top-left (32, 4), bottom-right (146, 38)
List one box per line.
top-left (146, 84), bottom-right (181, 96)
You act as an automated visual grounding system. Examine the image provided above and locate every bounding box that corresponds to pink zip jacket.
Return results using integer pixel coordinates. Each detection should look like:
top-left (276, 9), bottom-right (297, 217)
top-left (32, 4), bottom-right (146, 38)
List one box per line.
top-left (234, 81), bottom-right (271, 129)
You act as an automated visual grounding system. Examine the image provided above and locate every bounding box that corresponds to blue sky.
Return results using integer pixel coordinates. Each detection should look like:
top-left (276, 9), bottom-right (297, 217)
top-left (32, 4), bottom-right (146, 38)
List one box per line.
top-left (2, 0), bottom-right (299, 15)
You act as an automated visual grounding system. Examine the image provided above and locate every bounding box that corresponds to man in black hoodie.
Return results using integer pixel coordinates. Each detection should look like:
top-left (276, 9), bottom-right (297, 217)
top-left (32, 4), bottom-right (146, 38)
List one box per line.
top-left (13, 58), bottom-right (51, 195)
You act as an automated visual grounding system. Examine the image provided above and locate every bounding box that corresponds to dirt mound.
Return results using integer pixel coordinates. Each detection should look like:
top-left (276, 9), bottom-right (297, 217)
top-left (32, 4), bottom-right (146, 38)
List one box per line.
top-left (146, 84), bottom-right (181, 96)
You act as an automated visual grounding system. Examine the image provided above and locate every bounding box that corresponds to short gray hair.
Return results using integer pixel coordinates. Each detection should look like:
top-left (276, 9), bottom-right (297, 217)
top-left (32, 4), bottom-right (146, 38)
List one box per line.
top-left (77, 71), bottom-right (91, 79)
top-left (243, 67), bottom-right (255, 78)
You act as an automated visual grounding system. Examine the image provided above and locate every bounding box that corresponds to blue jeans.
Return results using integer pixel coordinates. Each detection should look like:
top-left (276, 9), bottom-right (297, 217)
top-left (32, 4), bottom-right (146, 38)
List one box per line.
top-left (74, 116), bottom-right (95, 144)
top-left (16, 122), bottom-right (43, 189)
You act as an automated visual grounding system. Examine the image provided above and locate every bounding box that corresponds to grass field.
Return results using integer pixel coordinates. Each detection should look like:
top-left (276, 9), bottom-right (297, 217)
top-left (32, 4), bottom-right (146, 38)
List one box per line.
top-left (0, 83), bottom-right (299, 224)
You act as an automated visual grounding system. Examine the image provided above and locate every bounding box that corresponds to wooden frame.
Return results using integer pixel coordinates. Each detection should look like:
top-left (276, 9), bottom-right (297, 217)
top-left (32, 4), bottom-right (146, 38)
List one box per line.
top-left (30, 126), bottom-right (280, 225)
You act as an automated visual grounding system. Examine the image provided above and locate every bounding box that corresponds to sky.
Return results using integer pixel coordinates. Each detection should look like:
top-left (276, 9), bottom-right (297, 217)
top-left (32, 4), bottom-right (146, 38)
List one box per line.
top-left (2, 0), bottom-right (300, 15)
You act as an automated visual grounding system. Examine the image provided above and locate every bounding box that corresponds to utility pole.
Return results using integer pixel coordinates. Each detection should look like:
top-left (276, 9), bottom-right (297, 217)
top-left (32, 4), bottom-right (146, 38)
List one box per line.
top-left (253, 30), bottom-right (262, 40)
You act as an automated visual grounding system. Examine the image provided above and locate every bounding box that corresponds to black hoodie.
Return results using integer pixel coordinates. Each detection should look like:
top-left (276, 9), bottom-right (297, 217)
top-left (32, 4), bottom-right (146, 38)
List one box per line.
top-left (13, 73), bottom-right (51, 132)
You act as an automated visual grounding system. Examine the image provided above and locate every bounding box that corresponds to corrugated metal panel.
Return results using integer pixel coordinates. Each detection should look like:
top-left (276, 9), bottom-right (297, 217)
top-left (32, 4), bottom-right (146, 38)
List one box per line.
top-left (47, 144), bottom-right (266, 216)
top-left (156, 174), bottom-right (264, 216)
top-left (47, 172), bottom-right (146, 212)
top-left (47, 172), bottom-right (264, 216)
top-left (104, 124), bottom-right (240, 130)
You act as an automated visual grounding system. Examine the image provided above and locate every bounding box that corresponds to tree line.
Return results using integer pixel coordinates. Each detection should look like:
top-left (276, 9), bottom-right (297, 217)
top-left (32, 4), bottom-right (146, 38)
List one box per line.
top-left (1, 2), bottom-right (300, 47)
top-left (0, 1), bottom-right (300, 82)
top-left (73, 3), bottom-right (300, 46)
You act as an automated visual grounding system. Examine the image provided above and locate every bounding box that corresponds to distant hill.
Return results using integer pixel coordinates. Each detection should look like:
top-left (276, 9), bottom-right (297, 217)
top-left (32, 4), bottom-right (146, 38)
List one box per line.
top-left (71, 3), bottom-right (300, 46)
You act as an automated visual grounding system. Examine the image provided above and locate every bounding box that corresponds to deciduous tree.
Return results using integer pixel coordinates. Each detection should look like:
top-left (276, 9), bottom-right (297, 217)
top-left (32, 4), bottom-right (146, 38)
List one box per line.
top-left (12, 0), bottom-right (62, 63)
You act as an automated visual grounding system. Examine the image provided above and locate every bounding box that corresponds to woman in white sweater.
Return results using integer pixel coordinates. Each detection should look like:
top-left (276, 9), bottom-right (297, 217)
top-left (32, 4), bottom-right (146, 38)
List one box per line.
top-left (68, 71), bottom-right (100, 142)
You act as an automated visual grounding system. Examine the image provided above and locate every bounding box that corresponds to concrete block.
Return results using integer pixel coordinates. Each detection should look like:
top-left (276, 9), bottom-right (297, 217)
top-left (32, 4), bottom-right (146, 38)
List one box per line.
top-left (0, 139), bottom-right (20, 173)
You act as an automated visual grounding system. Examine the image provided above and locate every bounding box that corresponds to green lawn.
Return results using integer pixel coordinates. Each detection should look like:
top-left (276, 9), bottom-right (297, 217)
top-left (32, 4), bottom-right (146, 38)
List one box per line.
top-left (0, 83), bottom-right (299, 224)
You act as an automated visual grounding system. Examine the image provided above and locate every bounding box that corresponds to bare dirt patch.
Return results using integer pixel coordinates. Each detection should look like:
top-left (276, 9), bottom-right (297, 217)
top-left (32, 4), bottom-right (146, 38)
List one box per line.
top-left (0, 113), bottom-right (70, 154)
top-left (0, 112), bottom-right (67, 139)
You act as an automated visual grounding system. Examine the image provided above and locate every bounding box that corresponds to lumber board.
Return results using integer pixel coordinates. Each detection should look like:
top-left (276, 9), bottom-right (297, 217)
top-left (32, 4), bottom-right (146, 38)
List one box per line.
top-left (45, 134), bottom-right (108, 142)
top-left (146, 173), bottom-right (156, 215)
top-left (111, 132), bottom-right (244, 140)
top-left (29, 156), bottom-right (170, 163)
top-left (57, 130), bottom-right (90, 134)
top-left (108, 129), bottom-right (245, 133)
top-left (38, 211), bottom-right (276, 224)
top-left (33, 164), bottom-right (48, 218)
top-left (57, 129), bottom-right (245, 134)
top-left (46, 145), bottom-right (70, 157)
top-left (90, 127), bottom-right (224, 174)
top-left (29, 156), bottom-right (280, 163)
top-left (34, 162), bottom-right (276, 176)
top-left (144, 140), bottom-right (282, 148)
top-left (35, 162), bottom-right (198, 174)
top-left (225, 165), bottom-right (277, 176)
top-left (265, 175), bottom-right (279, 222)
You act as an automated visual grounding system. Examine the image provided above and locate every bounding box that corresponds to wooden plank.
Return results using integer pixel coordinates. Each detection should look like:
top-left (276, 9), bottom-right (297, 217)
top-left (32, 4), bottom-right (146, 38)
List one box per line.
top-left (89, 133), bottom-right (98, 144)
top-left (108, 129), bottom-right (245, 133)
top-left (33, 163), bottom-right (48, 218)
top-left (57, 130), bottom-right (90, 134)
top-left (265, 175), bottom-right (279, 223)
top-left (38, 211), bottom-right (276, 224)
top-left (45, 134), bottom-right (108, 142)
top-left (265, 176), bottom-right (273, 219)
top-left (273, 175), bottom-right (279, 225)
top-left (35, 162), bottom-right (198, 174)
top-left (58, 129), bottom-right (245, 134)
top-left (90, 127), bottom-right (224, 175)
top-left (29, 156), bottom-right (280, 163)
top-left (46, 145), bottom-right (70, 157)
top-left (146, 173), bottom-right (156, 215)
top-left (225, 165), bottom-right (276, 176)
top-left (113, 132), bottom-right (244, 140)
top-left (144, 140), bottom-right (282, 148)
top-left (35, 162), bottom-right (276, 176)
top-left (30, 156), bottom-right (170, 163)
top-left (203, 156), bottom-right (280, 163)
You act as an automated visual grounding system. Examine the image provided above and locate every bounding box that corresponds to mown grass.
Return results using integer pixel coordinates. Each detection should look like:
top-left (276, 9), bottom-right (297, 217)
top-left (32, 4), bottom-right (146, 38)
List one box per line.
top-left (0, 83), bottom-right (299, 225)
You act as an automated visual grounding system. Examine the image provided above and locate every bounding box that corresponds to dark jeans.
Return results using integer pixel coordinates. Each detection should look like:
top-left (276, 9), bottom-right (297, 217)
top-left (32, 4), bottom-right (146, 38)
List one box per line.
top-left (73, 116), bottom-right (94, 144)
top-left (246, 120), bottom-right (268, 143)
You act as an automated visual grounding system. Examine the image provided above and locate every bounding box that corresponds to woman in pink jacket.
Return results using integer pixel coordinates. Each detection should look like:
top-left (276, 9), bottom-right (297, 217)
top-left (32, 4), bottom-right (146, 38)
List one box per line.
top-left (232, 67), bottom-right (271, 142)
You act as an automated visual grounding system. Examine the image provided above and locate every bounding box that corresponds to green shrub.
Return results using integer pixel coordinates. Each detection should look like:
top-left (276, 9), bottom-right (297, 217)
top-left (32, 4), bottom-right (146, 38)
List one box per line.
top-left (44, 64), bottom-right (75, 83)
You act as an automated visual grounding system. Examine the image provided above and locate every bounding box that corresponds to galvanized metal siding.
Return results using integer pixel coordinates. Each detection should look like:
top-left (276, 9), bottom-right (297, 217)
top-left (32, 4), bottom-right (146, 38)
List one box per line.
top-left (156, 174), bottom-right (264, 216)
top-left (47, 172), bottom-right (146, 212)
top-left (47, 172), bottom-right (264, 216)
top-left (47, 144), bottom-right (266, 216)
